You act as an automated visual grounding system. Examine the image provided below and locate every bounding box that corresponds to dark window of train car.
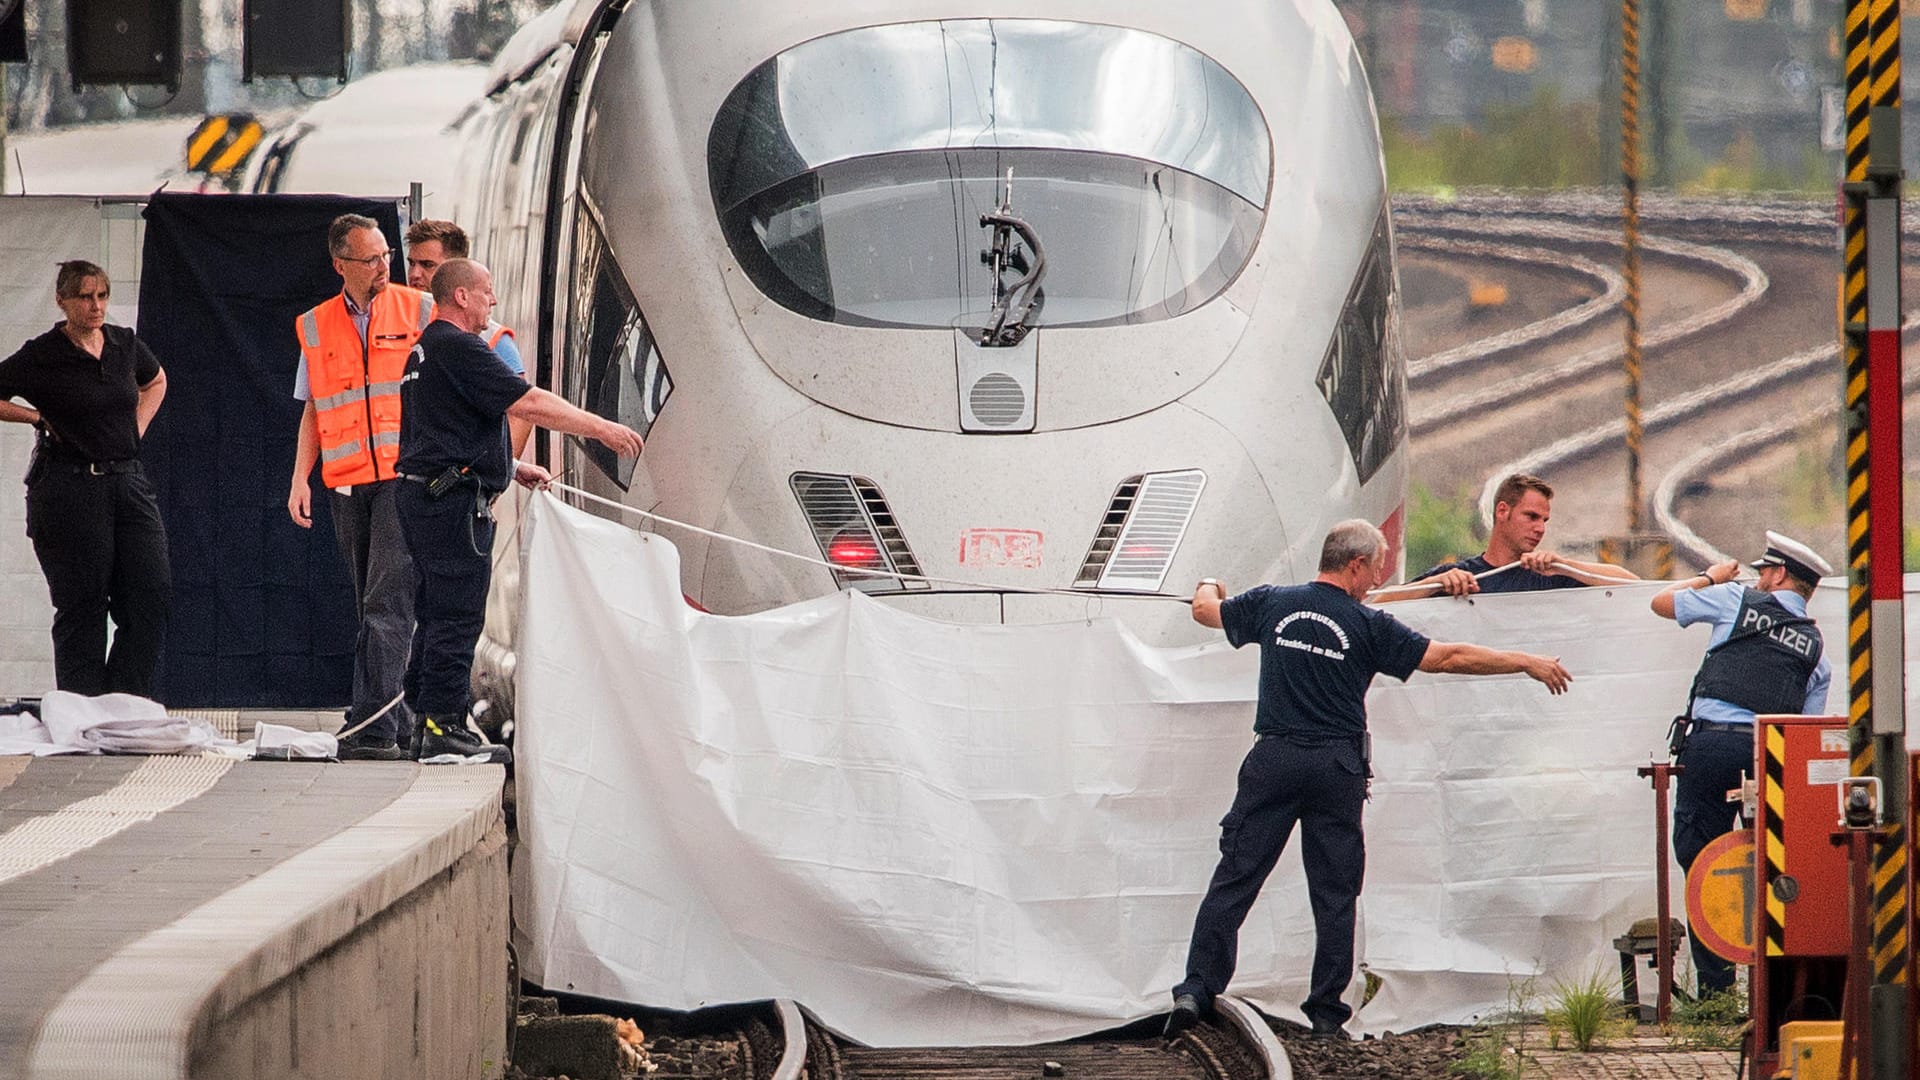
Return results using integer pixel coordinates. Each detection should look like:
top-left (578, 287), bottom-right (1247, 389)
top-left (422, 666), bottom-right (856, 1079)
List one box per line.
top-left (566, 207), bottom-right (672, 489)
top-left (1315, 211), bottom-right (1404, 485)
top-left (705, 19), bottom-right (1271, 335)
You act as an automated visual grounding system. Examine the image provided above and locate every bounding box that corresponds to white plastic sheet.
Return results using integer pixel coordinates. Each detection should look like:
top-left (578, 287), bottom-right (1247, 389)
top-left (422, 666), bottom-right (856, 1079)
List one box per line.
top-left (514, 492), bottom-right (1883, 1045)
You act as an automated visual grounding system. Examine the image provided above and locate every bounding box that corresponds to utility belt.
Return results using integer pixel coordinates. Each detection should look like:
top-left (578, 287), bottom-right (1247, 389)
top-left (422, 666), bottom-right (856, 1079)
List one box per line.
top-left (1667, 715), bottom-right (1752, 757)
top-left (399, 465), bottom-right (480, 500)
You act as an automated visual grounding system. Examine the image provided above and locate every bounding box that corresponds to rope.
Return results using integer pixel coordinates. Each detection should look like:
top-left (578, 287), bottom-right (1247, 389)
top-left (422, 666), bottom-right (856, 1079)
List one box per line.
top-left (1367, 559), bottom-right (1642, 600)
top-left (536, 477), bottom-right (1193, 603)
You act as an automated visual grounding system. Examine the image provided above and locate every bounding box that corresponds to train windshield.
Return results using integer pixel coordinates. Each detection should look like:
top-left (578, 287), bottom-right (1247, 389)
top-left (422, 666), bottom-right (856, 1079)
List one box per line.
top-left (707, 20), bottom-right (1270, 332)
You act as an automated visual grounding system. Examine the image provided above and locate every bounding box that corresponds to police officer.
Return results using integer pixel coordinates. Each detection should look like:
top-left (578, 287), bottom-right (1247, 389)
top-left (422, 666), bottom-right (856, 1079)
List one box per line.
top-left (1651, 530), bottom-right (1831, 997)
top-left (397, 259), bottom-right (643, 763)
top-left (0, 261), bottom-right (170, 696)
top-left (1164, 520), bottom-right (1572, 1040)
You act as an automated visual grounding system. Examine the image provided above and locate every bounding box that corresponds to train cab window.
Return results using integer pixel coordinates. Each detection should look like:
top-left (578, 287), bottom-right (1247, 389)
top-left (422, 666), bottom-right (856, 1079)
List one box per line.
top-left (706, 19), bottom-right (1270, 334)
top-left (566, 207), bottom-right (672, 488)
top-left (1315, 211), bottom-right (1405, 485)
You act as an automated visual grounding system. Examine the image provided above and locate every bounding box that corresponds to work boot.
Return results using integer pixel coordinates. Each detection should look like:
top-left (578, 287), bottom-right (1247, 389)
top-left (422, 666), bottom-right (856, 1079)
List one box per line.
top-left (1308, 1018), bottom-right (1350, 1040)
top-left (1163, 994), bottom-right (1204, 1038)
top-left (336, 732), bottom-right (407, 761)
top-left (416, 713), bottom-right (512, 765)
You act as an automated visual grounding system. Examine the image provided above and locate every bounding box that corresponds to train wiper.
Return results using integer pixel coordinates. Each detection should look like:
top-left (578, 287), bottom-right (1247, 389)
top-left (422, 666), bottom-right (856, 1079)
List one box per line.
top-left (977, 171), bottom-right (1047, 348)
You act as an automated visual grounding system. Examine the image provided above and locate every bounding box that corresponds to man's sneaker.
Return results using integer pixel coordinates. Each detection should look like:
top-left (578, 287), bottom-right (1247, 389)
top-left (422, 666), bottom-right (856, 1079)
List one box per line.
top-left (336, 732), bottom-right (408, 761)
top-left (416, 713), bottom-right (512, 765)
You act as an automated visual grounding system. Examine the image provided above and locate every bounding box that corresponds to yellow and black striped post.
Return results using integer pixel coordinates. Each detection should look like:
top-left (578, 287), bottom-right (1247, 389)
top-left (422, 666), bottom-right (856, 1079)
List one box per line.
top-left (1620, 0), bottom-right (1644, 533)
top-left (1840, 0), bottom-right (1906, 1074)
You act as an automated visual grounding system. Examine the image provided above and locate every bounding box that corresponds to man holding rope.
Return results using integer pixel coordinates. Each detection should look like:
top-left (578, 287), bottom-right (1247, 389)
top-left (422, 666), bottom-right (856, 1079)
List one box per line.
top-left (1164, 520), bottom-right (1571, 1040)
top-left (396, 258), bottom-right (643, 763)
top-left (1390, 473), bottom-right (1638, 600)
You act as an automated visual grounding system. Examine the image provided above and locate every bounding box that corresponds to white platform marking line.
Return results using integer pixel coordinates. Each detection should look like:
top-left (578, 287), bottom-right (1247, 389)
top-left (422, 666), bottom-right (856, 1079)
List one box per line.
top-left (0, 757), bottom-right (233, 885)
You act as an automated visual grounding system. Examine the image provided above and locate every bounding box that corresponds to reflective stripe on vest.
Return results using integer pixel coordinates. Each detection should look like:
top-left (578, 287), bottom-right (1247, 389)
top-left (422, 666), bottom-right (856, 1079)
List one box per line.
top-left (296, 284), bottom-right (433, 488)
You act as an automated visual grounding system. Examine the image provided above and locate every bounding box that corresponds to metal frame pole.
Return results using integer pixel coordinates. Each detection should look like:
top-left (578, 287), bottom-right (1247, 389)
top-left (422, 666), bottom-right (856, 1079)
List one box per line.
top-left (1639, 761), bottom-right (1680, 1023)
top-left (1839, 0), bottom-right (1907, 1075)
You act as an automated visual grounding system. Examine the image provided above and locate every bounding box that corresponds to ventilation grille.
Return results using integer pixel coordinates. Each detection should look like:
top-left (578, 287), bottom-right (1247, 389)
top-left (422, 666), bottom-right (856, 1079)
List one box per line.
top-left (1074, 470), bottom-right (1207, 592)
top-left (967, 373), bottom-right (1027, 428)
top-left (791, 472), bottom-right (927, 592)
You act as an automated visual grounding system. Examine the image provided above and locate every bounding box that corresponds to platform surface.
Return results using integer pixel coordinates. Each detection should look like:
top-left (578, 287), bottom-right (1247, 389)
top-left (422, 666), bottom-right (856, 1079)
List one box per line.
top-left (0, 749), bottom-right (502, 1080)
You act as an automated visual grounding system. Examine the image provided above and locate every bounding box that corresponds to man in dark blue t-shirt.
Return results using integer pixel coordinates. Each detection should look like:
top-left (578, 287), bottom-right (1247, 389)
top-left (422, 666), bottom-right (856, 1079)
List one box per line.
top-left (395, 258), bottom-right (644, 763)
top-left (1163, 520), bottom-right (1572, 1040)
top-left (1391, 473), bottom-right (1636, 600)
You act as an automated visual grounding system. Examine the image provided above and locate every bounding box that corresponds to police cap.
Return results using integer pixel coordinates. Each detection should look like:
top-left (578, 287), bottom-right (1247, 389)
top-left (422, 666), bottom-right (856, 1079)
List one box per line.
top-left (1750, 530), bottom-right (1832, 586)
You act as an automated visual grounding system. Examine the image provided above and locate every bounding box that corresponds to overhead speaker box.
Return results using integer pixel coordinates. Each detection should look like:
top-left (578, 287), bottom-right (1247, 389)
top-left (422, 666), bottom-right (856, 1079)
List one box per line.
top-left (243, 0), bottom-right (348, 82)
top-left (66, 0), bottom-right (179, 90)
top-left (1, 0), bottom-right (25, 65)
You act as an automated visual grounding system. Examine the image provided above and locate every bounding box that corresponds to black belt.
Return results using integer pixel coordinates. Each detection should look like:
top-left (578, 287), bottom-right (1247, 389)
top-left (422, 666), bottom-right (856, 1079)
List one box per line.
top-left (1689, 718), bottom-right (1753, 734)
top-left (43, 456), bottom-right (138, 475)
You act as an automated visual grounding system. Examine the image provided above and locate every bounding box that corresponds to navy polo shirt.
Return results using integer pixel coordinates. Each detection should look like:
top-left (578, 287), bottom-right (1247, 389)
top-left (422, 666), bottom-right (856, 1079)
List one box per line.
top-left (396, 319), bottom-right (531, 493)
top-left (1220, 582), bottom-right (1431, 740)
top-left (1414, 553), bottom-right (1587, 593)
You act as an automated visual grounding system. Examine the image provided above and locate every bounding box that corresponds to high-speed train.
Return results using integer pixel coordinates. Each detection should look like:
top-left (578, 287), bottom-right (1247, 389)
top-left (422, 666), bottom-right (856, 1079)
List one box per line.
top-left (256, 0), bottom-right (1409, 680)
top-left (453, 0), bottom-right (1405, 628)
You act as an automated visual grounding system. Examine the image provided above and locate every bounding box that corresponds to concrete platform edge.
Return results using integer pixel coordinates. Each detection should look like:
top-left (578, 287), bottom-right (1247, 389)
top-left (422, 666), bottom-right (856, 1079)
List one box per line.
top-left (22, 765), bottom-right (505, 1080)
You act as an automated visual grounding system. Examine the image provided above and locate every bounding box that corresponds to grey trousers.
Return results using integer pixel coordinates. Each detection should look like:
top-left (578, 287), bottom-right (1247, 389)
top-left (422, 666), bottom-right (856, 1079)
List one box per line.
top-left (329, 480), bottom-right (416, 742)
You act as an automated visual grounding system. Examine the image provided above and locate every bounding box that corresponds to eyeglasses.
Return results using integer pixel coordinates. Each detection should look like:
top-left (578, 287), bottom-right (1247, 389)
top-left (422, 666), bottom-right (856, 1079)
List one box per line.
top-left (339, 250), bottom-right (392, 268)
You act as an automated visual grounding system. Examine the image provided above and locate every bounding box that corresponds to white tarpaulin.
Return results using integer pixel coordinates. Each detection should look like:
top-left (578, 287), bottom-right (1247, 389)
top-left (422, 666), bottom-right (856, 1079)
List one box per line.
top-left (515, 492), bottom-right (1886, 1045)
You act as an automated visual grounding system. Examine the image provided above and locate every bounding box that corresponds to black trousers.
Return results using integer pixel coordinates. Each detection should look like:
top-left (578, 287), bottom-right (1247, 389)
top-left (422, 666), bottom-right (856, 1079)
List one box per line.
top-left (1673, 724), bottom-right (1751, 996)
top-left (1174, 736), bottom-right (1368, 1028)
top-left (395, 481), bottom-right (493, 720)
top-left (24, 459), bottom-right (171, 697)
top-left (329, 480), bottom-right (416, 741)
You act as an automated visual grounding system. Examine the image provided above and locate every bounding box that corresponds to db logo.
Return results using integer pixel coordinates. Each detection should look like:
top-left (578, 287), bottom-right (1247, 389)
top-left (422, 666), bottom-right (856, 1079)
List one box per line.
top-left (959, 528), bottom-right (1044, 569)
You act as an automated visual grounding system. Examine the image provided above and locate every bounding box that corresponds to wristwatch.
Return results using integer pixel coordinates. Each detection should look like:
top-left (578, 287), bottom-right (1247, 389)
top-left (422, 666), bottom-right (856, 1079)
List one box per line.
top-left (1197, 578), bottom-right (1226, 598)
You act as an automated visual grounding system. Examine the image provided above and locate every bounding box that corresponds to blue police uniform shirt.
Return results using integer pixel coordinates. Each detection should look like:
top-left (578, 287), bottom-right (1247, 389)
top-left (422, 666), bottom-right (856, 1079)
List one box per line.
top-left (1220, 582), bottom-right (1432, 741)
top-left (1413, 554), bottom-right (1587, 593)
top-left (1674, 582), bottom-right (1830, 725)
top-left (396, 320), bottom-right (532, 493)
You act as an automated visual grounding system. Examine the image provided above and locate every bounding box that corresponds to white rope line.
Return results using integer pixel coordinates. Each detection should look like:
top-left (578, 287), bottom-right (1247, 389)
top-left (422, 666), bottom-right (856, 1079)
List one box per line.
top-left (537, 478), bottom-right (1193, 602)
top-left (1367, 558), bottom-right (1641, 600)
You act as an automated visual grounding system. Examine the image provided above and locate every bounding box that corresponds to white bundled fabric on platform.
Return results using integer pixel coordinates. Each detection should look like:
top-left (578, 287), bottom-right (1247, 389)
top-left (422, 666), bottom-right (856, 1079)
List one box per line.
top-left (514, 492), bottom-right (1872, 1044)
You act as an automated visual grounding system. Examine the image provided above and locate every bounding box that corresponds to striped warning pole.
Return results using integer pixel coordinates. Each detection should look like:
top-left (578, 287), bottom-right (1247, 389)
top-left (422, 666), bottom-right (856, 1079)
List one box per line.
top-left (1841, 0), bottom-right (1907, 1074)
top-left (1619, 0), bottom-right (1644, 532)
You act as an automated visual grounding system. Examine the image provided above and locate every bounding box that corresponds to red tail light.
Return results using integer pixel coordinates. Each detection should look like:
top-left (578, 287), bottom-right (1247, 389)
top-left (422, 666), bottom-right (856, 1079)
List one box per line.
top-left (827, 532), bottom-right (884, 569)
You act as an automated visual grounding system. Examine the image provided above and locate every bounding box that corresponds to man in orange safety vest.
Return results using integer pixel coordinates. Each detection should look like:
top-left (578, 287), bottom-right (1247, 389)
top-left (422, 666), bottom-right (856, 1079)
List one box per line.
top-left (286, 213), bottom-right (435, 760)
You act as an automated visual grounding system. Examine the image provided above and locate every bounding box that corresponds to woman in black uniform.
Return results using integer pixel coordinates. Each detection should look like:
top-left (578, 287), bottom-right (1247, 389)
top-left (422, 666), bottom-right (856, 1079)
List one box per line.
top-left (0, 261), bottom-right (171, 697)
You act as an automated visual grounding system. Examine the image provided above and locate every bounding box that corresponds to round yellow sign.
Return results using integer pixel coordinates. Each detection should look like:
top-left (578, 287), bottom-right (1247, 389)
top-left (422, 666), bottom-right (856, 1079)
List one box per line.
top-left (1684, 831), bottom-right (1756, 964)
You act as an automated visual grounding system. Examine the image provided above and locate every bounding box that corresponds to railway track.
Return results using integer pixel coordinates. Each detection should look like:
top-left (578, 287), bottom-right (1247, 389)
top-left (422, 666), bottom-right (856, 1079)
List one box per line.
top-left (627, 996), bottom-right (1289, 1080)
top-left (1394, 193), bottom-right (1915, 561)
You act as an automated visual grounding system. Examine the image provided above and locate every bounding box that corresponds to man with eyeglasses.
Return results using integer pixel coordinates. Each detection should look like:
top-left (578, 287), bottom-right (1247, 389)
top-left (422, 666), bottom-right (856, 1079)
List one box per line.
top-left (287, 213), bottom-right (436, 760)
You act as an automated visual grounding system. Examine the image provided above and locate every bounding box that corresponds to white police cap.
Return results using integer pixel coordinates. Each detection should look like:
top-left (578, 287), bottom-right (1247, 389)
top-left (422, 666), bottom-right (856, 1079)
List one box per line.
top-left (1750, 530), bottom-right (1832, 585)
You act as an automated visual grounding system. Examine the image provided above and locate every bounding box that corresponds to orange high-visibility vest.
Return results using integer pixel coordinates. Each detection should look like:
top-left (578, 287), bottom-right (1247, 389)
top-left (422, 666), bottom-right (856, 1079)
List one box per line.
top-left (485, 321), bottom-right (514, 350)
top-left (297, 285), bottom-right (434, 488)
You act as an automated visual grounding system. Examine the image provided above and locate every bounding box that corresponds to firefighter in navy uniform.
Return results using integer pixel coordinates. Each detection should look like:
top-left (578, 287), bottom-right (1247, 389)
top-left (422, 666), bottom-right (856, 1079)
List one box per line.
top-left (396, 259), bottom-right (642, 763)
top-left (1163, 520), bottom-right (1572, 1041)
top-left (1651, 530), bottom-right (1832, 996)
